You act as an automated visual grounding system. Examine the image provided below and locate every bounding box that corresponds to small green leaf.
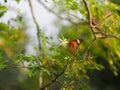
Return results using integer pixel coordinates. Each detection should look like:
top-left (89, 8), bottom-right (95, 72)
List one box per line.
top-left (15, 0), bottom-right (21, 3)
top-left (0, 52), bottom-right (7, 70)
top-left (28, 67), bottom-right (41, 77)
top-left (0, 4), bottom-right (8, 17)
top-left (11, 15), bottom-right (24, 25)
top-left (4, 0), bottom-right (7, 2)
top-left (0, 22), bottom-right (9, 31)
top-left (113, 70), bottom-right (118, 76)
top-left (42, 68), bottom-right (51, 75)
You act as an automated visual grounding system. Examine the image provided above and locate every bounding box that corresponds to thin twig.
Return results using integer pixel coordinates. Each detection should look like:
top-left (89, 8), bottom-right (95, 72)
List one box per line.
top-left (83, 0), bottom-right (97, 60)
top-left (94, 25), bottom-right (120, 40)
top-left (83, 0), bottom-right (96, 38)
top-left (28, 0), bottom-right (43, 88)
top-left (105, 34), bottom-right (120, 40)
top-left (28, 0), bottom-right (42, 52)
top-left (83, 38), bottom-right (96, 60)
top-left (83, 0), bottom-right (92, 26)
top-left (97, 13), bottom-right (113, 26)
top-left (39, 65), bottom-right (67, 90)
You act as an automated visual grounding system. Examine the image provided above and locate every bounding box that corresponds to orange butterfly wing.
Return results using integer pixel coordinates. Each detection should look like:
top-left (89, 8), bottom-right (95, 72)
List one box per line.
top-left (68, 39), bottom-right (83, 54)
top-left (68, 40), bottom-right (79, 54)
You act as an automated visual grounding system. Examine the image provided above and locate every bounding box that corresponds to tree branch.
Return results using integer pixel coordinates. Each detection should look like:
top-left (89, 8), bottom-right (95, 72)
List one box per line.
top-left (39, 65), bottom-right (67, 90)
top-left (83, 0), bottom-right (97, 60)
top-left (28, 0), bottom-right (42, 52)
top-left (82, 0), bottom-right (120, 60)
top-left (94, 25), bottom-right (120, 40)
top-left (28, 0), bottom-right (43, 88)
top-left (83, 0), bottom-right (96, 35)
top-left (38, 0), bottom-right (87, 25)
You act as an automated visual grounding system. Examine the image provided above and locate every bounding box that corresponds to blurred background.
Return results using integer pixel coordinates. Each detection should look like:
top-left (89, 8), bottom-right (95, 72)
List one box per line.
top-left (0, 0), bottom-right (120, 90)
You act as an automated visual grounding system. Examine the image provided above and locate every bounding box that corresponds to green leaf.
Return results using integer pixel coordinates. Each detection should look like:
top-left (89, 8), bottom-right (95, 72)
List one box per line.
top-left (113, 70), bottom-right (118, 76)
top-left (28, 66), bottom-right (41, 77)
top-left (79, 83), bottom-right (90, 90)
top-left (65, 0), bottom-right (78, 10)
top-left (0, 52), bottom-right (7, 70)
top-left (15, 54), bottom-right (36, 64)
top-left (4, 0), bottom-right (7, 2)
top-left (0, 4), bottom-right (8, 17)
top-left (42, 68), bottom-right (51, 76)
top-left (15, 0), bottom-right (21, 3)
top-left (0, 22), bottom-right (9, 31)
top-left (11, 15), bottom-right (24, 25)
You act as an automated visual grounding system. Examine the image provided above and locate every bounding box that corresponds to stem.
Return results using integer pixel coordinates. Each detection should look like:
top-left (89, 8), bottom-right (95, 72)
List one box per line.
top-left (83, 0), bottom-right (97, 60)
top-left (28, 0), bottom-right (43, 88)
top-left (39, 65), bottom-right (67, 90)
top-left (83, 0), bottom-right (95, 36)
top-left (83, 38), bottom-right (96, 60)
top-left (28, 0), bottom-right (42, 51)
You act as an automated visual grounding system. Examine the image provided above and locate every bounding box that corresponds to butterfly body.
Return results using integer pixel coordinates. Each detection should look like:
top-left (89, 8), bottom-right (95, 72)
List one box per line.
top-left (68, 39), bottom-right (83, 54)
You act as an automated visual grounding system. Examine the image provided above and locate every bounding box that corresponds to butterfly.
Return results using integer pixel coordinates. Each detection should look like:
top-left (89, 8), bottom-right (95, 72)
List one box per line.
top-left (68, 39), bottom-right (83, 54)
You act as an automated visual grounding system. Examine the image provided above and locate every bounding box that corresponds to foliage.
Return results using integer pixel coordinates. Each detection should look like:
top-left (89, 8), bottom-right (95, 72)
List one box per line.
top-left (0, 3), bottom-right (7, 17)
top-left (0, 0), bottom-right (28, 90)
top-left (0, 22), bottom-right (26, 58)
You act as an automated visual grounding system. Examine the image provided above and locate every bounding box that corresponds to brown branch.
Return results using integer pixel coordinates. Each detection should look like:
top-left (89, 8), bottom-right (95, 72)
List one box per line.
top-left (83, 0), bottom-right (92, 26)
top-left (82, 0), bottom-right (120, 60)
top-left (28, 0), bottom-right (43, 88)
top-left (82, 0), bottom-right (96, 28)
top-left (101, 33), bottom-right (120, 40)
top-left (3, 65), bottom-right (40, 70)
top-left (28, 0), bottom-right (42, 52)
top-left (94, 25), bottom-right (120, 40)
top-left (106, 34), bottom-right (120, 40)
top-left (39, 65), bottom-right (67, 90)
top-left (83, 0), bottom-right (97, 60)
top-left (38, 0), bottom-right (87, 25)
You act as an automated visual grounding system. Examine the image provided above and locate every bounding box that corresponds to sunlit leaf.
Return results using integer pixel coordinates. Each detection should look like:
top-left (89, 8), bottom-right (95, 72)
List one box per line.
top-left (0, 4), bottom-right (7, 17)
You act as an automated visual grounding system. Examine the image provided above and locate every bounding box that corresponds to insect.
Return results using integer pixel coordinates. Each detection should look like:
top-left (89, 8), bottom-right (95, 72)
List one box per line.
top-left (68, 39), bottom-right (83, 54)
